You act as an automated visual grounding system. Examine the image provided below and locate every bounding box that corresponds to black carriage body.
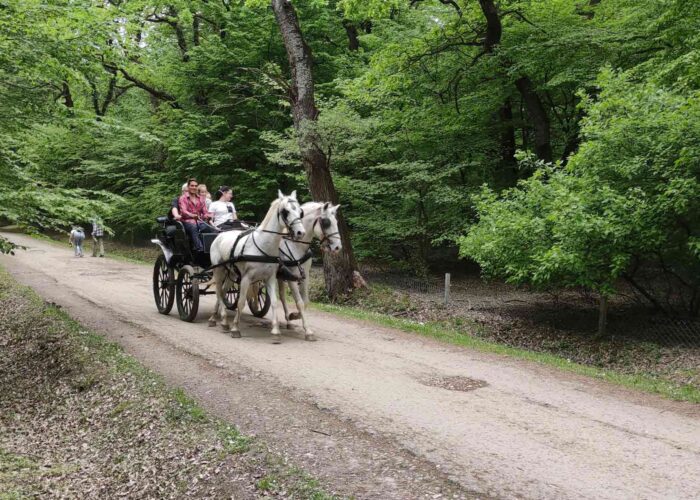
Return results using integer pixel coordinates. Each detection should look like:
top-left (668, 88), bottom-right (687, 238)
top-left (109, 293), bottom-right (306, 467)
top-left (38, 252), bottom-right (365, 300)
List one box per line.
top-left (151, 216), bottom-right (271, 322)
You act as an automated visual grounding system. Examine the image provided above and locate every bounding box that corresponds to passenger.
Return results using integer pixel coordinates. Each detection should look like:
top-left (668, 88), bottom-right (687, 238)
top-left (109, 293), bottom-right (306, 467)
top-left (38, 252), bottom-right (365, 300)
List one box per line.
top-left (169, 183), bottom-right (187, 221)
top-left (179, 178), bottom-right (211, 253)
top-left (198, 184), bottom-right (212, 210)
top-left (209, 185), bottom-right (238, 230)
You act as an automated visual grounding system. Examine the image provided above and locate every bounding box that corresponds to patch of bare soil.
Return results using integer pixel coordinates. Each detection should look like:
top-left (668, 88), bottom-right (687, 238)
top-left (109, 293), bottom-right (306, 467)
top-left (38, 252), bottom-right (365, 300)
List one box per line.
top-left (419, 375), bottom-right (488, 392)
top-left (0, 272), bottom-right (332, 499)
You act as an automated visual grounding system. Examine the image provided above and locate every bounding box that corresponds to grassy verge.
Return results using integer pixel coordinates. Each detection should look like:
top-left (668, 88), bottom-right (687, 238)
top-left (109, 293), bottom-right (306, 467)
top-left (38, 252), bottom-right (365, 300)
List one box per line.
top-left (0, 265), bottom-right (336, 499)
top-left (312, 302), bottom-right (700, 403)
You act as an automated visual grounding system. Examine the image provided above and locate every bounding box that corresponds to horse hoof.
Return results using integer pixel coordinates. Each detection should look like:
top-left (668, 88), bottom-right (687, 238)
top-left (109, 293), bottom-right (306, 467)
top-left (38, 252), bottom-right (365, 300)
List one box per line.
top-left (208, 319), bottom-right (217, 327)
top-left (305, 334), bottom-right (317, 342)
top-left (230, 330), bottom-right (241, 339)
top-left (271, 334), bottom-right (282, 344)
top-left (289, 312), bottom-right (301, 321)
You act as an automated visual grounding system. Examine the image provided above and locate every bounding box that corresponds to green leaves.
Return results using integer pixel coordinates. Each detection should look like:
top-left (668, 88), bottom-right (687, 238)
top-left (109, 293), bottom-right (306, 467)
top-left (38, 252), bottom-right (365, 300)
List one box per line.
top-left (461, 69), bottom-right (700, 302)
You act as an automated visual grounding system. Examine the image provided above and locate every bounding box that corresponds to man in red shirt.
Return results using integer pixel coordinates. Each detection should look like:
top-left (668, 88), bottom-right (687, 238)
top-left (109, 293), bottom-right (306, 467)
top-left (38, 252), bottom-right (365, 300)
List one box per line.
top-left (179, 178), bottom-right (211, 253)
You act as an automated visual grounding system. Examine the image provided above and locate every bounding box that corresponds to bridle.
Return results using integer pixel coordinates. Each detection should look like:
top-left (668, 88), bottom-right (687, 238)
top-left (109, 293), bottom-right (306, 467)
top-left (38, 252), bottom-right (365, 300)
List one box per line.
top-left (312, 215), bottom-right (341, 250)
top-left (277, 205), bottom-right (305, 235)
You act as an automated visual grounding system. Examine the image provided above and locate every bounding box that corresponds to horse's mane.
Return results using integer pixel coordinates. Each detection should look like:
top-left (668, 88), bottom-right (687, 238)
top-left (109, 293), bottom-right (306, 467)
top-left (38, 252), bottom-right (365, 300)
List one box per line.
top-left (259, 198), bottom-right (281, 229)
top-left (302, 201), bottom-right (324, 216)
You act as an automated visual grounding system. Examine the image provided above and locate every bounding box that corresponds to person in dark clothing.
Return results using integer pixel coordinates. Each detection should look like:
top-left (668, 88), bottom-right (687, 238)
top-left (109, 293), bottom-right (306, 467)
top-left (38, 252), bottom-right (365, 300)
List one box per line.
top-left (168, 183), bottom-right (187, 221)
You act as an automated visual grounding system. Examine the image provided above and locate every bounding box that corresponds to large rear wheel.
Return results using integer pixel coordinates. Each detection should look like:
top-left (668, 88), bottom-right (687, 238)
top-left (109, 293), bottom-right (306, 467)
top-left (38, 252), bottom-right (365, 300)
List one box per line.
top-left (176, 266), bottom-right (199, 322)
top-left (248, 282), bottom-right (271, 318)
top-left (152, 255), bottom-right (174, 315)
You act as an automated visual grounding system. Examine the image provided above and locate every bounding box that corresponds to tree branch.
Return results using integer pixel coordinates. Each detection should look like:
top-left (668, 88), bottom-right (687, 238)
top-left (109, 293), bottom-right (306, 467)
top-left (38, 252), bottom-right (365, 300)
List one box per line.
top-left (106, 64), bottom-right (180, 108)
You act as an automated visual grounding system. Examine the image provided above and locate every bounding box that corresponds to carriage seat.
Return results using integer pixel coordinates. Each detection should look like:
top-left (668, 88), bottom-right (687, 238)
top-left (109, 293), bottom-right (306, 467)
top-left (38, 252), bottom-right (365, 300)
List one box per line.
top-left (199, 224), bottom-right (220, 253)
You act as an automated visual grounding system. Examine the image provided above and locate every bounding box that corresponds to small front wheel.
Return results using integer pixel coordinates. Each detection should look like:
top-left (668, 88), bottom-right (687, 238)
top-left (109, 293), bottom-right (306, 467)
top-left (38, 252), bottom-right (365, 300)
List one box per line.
top-left (153, 255), bottom-right (174, 315)
top-left (223, 281), bottom-right (240, 310)
top-left (176, 266), bottom-right (199, 322)
top-left (248, 282), bottom-right (271, 318)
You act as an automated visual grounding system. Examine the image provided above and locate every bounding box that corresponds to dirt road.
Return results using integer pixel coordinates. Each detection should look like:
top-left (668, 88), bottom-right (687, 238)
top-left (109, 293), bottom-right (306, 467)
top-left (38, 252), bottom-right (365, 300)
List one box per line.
top-left (2, 233), bottom-right (699, 499)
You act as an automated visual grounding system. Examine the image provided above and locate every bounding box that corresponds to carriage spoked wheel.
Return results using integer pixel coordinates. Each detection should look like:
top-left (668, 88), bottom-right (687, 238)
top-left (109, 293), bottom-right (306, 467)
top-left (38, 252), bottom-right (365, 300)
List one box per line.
top-left (222, 281), bottom-right (240, 311)
top-left (248, 282), bottom-right (271, 318)
top-left (176, 265), bottom-right (200, 322)
top-left (152, 255), bottom-right (175, 315)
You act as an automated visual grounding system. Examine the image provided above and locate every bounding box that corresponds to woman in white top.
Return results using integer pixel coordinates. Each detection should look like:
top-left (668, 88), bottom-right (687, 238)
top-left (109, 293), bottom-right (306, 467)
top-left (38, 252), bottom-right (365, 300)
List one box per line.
top-left (209, 185), bottom-right (238, 229)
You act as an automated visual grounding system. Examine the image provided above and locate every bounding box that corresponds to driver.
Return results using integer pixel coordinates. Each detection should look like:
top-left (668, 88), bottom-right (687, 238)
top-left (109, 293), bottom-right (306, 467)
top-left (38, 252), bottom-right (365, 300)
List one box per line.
top-left (178, 178), bottom-right (211, 253)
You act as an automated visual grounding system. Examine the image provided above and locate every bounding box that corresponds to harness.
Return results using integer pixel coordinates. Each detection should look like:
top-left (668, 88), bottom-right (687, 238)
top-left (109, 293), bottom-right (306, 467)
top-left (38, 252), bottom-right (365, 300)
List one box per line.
top-left (274, 215), bottom-right (341, 282)
top-left (200, 209), bottom-right (339, 284)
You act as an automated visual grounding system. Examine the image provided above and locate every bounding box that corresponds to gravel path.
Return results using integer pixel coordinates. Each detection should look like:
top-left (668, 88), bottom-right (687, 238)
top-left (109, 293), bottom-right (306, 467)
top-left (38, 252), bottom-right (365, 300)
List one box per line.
top-left (2, 233), bottom-right (699, 499)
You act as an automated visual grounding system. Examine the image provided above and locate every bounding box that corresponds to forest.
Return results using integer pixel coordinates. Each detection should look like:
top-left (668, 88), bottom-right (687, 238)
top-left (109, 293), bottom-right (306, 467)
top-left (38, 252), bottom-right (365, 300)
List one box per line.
top-left (1, 0), bottom-right (699, 313)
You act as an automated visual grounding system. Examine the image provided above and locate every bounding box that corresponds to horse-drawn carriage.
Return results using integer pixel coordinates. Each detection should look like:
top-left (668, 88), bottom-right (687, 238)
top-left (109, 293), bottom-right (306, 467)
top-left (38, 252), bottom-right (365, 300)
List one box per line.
top-left (150, 217), bottom-right (271, 322)
top-left (149, 191), bottom-right (341, 343)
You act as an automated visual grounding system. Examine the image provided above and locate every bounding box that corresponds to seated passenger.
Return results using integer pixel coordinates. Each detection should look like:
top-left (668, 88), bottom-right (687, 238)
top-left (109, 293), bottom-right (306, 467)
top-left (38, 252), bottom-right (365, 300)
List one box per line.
top-left (209, 185), bottom-right (239, 230)
top-left (198, 184), bottom-right (213, 210)
top-left (168, 183), bottom-right (188, 221)
top-left (179, 178), bottom-right (212, 253)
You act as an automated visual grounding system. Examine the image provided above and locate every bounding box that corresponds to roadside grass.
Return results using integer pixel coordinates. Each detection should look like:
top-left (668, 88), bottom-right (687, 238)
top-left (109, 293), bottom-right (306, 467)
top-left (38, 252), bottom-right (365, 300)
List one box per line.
top-left (0, 265), bottom-right (337, 498)
top-left (16, 231), bottom-right (699, 403)
top-left (313, 302), bottom-right (700, 404)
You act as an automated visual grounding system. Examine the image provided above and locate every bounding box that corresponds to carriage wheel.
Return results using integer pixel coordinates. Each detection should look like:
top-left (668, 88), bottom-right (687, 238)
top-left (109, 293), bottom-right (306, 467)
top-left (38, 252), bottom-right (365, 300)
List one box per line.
top-left (176, 266), bottom-right (199, 322)
top-left (152, 255), bottom-right (174, 315)
top-left (248, 282), bottom-right (271, 318)
top-left (223, 281), bottom-right (240, 311)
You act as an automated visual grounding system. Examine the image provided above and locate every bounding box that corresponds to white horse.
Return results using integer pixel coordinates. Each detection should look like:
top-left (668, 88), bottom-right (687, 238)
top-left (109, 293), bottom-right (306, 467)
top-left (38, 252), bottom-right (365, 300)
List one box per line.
top-left (277, 201), bottom-right (341, 341)
top-left (208, 190), bottom-right (306, 343)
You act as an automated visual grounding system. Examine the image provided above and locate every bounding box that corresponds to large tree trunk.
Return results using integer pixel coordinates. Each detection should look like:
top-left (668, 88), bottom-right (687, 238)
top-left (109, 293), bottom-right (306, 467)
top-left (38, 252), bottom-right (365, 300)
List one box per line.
top-left (498, 100), bottom-right (518, 186)
top-left (515, 76), bottom-right (553, 163)
top-left (271, 0), bottom-right (361, 299)
top-left (477, 0), bottom-right (553, 163)
top-left (342, 20), bottom-right (360, 51)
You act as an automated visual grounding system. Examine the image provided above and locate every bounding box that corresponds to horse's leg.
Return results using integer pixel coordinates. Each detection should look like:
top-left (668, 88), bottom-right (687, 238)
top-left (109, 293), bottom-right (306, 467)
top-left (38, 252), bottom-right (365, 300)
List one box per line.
top-left (209, 267), bottom-right (226, 329)
top-left (278, 279), bottom-right (292, 328)
top-left (230, 274), bottom-right (250, 338)
top-left (289, 281), bottom-right (314, 341)
top-left (208, 267), bottom-right (221, 327)
top-left (266, 276), bottom-right (281, 344)
top-left (302, 260), bottom-right (312, 308)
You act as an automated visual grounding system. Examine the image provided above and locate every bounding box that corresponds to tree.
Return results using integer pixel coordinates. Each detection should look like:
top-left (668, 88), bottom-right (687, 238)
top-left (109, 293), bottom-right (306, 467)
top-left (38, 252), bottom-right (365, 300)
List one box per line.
top-left (270, 0), bottom-right (362, 298)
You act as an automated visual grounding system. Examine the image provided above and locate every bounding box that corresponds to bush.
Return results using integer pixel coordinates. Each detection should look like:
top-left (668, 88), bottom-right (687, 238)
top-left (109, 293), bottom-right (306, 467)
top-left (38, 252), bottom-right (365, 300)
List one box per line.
top-left (460, 71), bottom-right (700, 314)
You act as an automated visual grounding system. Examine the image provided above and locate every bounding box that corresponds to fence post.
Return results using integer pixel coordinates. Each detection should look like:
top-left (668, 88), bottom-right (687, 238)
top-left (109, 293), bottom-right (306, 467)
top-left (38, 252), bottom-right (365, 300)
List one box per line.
top-left (444, 273), bottom-right (451, 305)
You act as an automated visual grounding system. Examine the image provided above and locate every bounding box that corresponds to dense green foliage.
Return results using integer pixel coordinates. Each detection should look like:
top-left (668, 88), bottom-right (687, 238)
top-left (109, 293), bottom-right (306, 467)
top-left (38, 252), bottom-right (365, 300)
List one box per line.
top-left (1, 1), bottom-right (698, 309)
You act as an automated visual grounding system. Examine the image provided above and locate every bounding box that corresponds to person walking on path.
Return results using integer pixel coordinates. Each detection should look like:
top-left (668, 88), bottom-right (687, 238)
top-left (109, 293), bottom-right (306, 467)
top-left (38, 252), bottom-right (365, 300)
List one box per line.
top-left (91, 218), bottom-right (105, 257)
top-left (69, 226), bottom-right (85, 257)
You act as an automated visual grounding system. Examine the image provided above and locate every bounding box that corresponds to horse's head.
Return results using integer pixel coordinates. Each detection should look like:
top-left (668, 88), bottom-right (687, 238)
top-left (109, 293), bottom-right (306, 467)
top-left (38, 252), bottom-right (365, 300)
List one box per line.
top-left (315, 202), bottom-right (342, 254)
top-left (277, 190), bottom-right (306, 240)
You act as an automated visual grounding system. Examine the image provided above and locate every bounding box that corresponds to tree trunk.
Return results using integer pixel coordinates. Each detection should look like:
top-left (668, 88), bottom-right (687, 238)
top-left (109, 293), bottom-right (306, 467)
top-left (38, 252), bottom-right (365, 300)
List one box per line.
top-left (597, 294), bottom-right (608, 338)
top-left (271, 0), bottom-right (361, 299)
top-left (515, 76), bottom-right (553, 163)
top-left (477, 0), bottom-right (553, 163)
top-left (61, 81), bottom-right (74, 109)
top-left (498, 99), bottom-right (517, 186)
top-left (342, 20), bottom-right (360, 51)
